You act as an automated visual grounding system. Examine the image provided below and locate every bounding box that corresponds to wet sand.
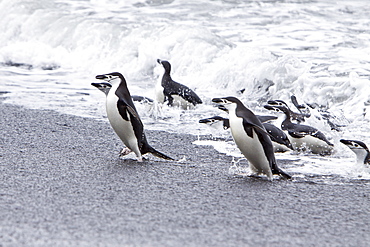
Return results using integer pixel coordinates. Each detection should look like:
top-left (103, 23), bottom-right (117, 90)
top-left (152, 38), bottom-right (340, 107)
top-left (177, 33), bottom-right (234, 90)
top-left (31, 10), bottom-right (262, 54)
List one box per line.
top-left (1, 101), bottom-right (369, 246)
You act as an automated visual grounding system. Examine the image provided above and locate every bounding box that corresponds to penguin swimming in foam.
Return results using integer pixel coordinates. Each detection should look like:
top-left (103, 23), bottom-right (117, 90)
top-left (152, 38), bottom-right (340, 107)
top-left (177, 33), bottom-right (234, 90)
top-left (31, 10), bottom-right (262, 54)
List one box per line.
top-left (157, 59), bottom-right (202, 108)
top-left (340, 139), bottom-right (370, 165)
top-left (95, 72), bottom-right (173, 161)
top-left (212, 97), bottom-right (291, 180)
top-left (199, 116), bottom-right (293, 153)
top-left (264, 103), bottom-right (334, 155)
top-left (267, 99), bottom-right (307, 123)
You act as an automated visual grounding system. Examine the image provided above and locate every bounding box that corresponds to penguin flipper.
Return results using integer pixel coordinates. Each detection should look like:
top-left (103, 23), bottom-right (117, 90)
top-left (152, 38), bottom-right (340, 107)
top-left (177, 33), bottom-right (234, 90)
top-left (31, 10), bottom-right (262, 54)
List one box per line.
top-left (312, 130), bottom-right (334, 146)
top-left (117, 99), bottom-right (146, 149)
top-left (255, 128), bottom-right (292, 180)
top-left (242, 119), bottom-right (270, 138)
top-left (288, 130), bottom-right (306, 138)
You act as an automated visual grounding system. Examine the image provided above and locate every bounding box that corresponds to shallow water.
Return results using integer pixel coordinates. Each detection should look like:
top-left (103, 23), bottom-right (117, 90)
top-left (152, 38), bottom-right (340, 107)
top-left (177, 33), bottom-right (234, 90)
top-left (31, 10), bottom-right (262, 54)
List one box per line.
top-left (1, 0), bottom-right (370, 181)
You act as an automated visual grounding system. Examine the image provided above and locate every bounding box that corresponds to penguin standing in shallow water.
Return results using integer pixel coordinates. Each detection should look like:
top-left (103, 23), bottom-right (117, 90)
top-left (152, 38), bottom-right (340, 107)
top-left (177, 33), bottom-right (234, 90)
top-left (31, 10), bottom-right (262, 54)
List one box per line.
top-left (340, 139), bottom-right (370, 165)
top-left (157, 59), bottom-right (202, 108)
top-left (212, 97), bottom-right (291, 180)
top-left (264, 103), bottom-right (334, 155)
top-left (95, 72), bottom-right (173, 161)
top-left (199, 116), bottom-right (293, 153)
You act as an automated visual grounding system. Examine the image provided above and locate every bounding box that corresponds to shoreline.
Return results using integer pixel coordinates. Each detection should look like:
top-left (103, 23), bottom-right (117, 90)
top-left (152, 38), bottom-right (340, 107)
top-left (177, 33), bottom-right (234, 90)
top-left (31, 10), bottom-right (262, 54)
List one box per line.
top-left (1, 101), bottom-right (369, 246)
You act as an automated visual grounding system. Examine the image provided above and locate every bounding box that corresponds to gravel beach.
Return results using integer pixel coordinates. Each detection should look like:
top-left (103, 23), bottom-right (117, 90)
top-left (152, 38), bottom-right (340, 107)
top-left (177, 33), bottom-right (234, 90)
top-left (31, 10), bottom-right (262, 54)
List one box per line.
top-left (1, 101), bottom-right (369, 247)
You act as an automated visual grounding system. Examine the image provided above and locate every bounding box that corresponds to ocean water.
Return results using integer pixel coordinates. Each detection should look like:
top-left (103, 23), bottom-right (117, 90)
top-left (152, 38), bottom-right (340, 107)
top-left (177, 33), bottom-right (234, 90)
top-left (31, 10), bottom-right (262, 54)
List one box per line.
top-left (1, 0), bottom-right (370, 181)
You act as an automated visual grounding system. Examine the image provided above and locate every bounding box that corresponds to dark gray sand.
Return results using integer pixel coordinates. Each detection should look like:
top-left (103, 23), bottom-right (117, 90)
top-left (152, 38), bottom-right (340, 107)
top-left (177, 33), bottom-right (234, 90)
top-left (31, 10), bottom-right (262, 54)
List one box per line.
top-left (1, 101), bottom-right (369, 247)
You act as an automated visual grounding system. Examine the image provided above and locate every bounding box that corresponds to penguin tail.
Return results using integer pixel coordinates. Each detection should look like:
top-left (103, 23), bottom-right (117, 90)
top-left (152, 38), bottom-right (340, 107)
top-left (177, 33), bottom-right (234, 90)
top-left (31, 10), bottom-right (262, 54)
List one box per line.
top-left (276, 168), bottom-right (292, 180)
top-left (149, 147), bottom-right (174, 161)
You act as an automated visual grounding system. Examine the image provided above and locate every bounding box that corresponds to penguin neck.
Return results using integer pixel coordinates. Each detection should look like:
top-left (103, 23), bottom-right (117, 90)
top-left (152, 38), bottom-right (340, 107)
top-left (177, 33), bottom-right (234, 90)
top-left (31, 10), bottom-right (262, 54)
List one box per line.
top-left (161, 72), bottom-right (172, 86)
top-left (281, 109), bottom-right (293, 130)
top-left (353, 149), bottom-right (370, 164)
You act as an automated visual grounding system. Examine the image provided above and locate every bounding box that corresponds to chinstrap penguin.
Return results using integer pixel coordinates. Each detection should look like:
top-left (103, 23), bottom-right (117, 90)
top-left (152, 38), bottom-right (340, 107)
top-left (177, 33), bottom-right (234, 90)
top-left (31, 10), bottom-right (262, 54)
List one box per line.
top-left (264, 104), bottom-right (334, 155)
top-left (267, 99), bottom-right (307, 123)
top-left (95, 72), bottom-right (173, 161)
top-left (199, 116), bottom-right (230, 130)
top-left (340, 139), bottom-right (370, 165)
top-left (157, 59), bottom-right (202, 108)
top-left (199, 116), bottom-right (293, 153)
top-left (91, 82), bottom-right (112, 96)
top-left (212, 97), bottom-right (291, 180)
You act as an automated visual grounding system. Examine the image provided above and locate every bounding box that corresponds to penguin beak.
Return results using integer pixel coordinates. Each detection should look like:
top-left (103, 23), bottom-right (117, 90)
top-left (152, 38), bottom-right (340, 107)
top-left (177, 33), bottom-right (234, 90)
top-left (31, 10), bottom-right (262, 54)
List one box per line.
top-left (212, 98), bottom-right (224, 104)
top-left (264, 105), bottom-right (277, 111)
top-left (267, 100), bottom-right (279, 105)
top-left (157, 59), bottom-right (162, 65)
top-left (212, 98), bottom-right (229, 112)
top-left (199, 118), bottom-right (212, 124)
top-left (95, 74), bottom-right (107, 80)
top-left (217, 105), bottom-right (228, 112)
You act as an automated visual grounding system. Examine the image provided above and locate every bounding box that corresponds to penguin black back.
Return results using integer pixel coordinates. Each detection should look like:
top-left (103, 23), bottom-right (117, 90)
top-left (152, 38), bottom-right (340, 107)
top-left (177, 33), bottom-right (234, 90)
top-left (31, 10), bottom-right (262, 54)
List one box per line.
top-left (157, 59), bottom-right (202, 106)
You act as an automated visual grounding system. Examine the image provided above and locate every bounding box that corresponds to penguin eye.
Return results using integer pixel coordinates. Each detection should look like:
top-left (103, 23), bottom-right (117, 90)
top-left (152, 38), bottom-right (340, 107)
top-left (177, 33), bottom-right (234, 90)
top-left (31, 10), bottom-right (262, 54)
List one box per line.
top-left (354, 144), bottom-right (358, 147)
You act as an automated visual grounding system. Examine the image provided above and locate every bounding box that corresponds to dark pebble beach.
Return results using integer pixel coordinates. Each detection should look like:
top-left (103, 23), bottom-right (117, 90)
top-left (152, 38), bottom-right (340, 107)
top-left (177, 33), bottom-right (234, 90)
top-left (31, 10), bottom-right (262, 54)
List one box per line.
top-left (1, 101), bottom-right (369, 247)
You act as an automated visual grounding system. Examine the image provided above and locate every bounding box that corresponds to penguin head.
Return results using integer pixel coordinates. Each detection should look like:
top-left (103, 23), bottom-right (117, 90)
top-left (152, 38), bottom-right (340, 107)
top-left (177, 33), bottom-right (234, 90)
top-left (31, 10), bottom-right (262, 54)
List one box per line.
top-left (291, 95), bottom-right (311, 118)
top-left (199, 116), bottom-right (229, 130)
top-left (91, 82), bottom-right (112, 96)
top-left (340, 139), bottom-right (369, 164)
top-left (157, 59), bottom-right (171, 74)
top-left (340, 139), bottom-right (369, 152)
top-left (267, 99), bottom-right (289, 108)
top-left (95, 72), bottom-right (124, 84)
top-left (212, 97), bottom-right (241, 113)
top-left (264, 104), bottom-right (288, 114)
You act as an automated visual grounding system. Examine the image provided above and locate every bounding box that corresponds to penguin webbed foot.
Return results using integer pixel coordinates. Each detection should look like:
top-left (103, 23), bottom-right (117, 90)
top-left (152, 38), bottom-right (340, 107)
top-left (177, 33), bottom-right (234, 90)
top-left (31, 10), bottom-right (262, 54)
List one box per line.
top-left (119, 147), bottom-right (132, 157)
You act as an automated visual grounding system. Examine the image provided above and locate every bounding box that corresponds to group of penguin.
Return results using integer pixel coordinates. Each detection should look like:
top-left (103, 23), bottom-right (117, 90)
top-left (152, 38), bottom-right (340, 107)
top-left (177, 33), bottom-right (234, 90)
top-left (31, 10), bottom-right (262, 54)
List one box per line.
top-left (92, 59), bottom-right (370, 181)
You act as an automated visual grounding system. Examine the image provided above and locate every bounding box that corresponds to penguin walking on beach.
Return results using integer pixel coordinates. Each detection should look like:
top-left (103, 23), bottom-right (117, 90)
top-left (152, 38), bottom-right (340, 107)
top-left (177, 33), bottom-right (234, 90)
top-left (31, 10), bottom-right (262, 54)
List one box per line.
top-left (212, 97), bottom-right (291, 180)
top-left (157, 59), bottom-right (202, 108)
top-left (199, 116), bottom-right (293, 153)
top-left (340, 139), bottom-right (370, 165)
top-left (94, 72), bottom-right (173, 161)
top-left (264, 103), bottom-right (334, 155)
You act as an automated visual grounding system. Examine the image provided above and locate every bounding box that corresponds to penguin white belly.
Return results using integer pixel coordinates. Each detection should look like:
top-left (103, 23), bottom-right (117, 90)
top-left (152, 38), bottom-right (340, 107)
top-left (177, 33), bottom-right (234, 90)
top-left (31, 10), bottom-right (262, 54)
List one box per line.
top-left (288, 134), bottom-right (333, 154)
top-left (155, 84), bottom-right (165, 103)
top-left (106, 91), bottom-right (141, 158)
top-left (229, 117), bottom-right (272, 177)
top-left (351, 149), bottom-right (368, 164)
